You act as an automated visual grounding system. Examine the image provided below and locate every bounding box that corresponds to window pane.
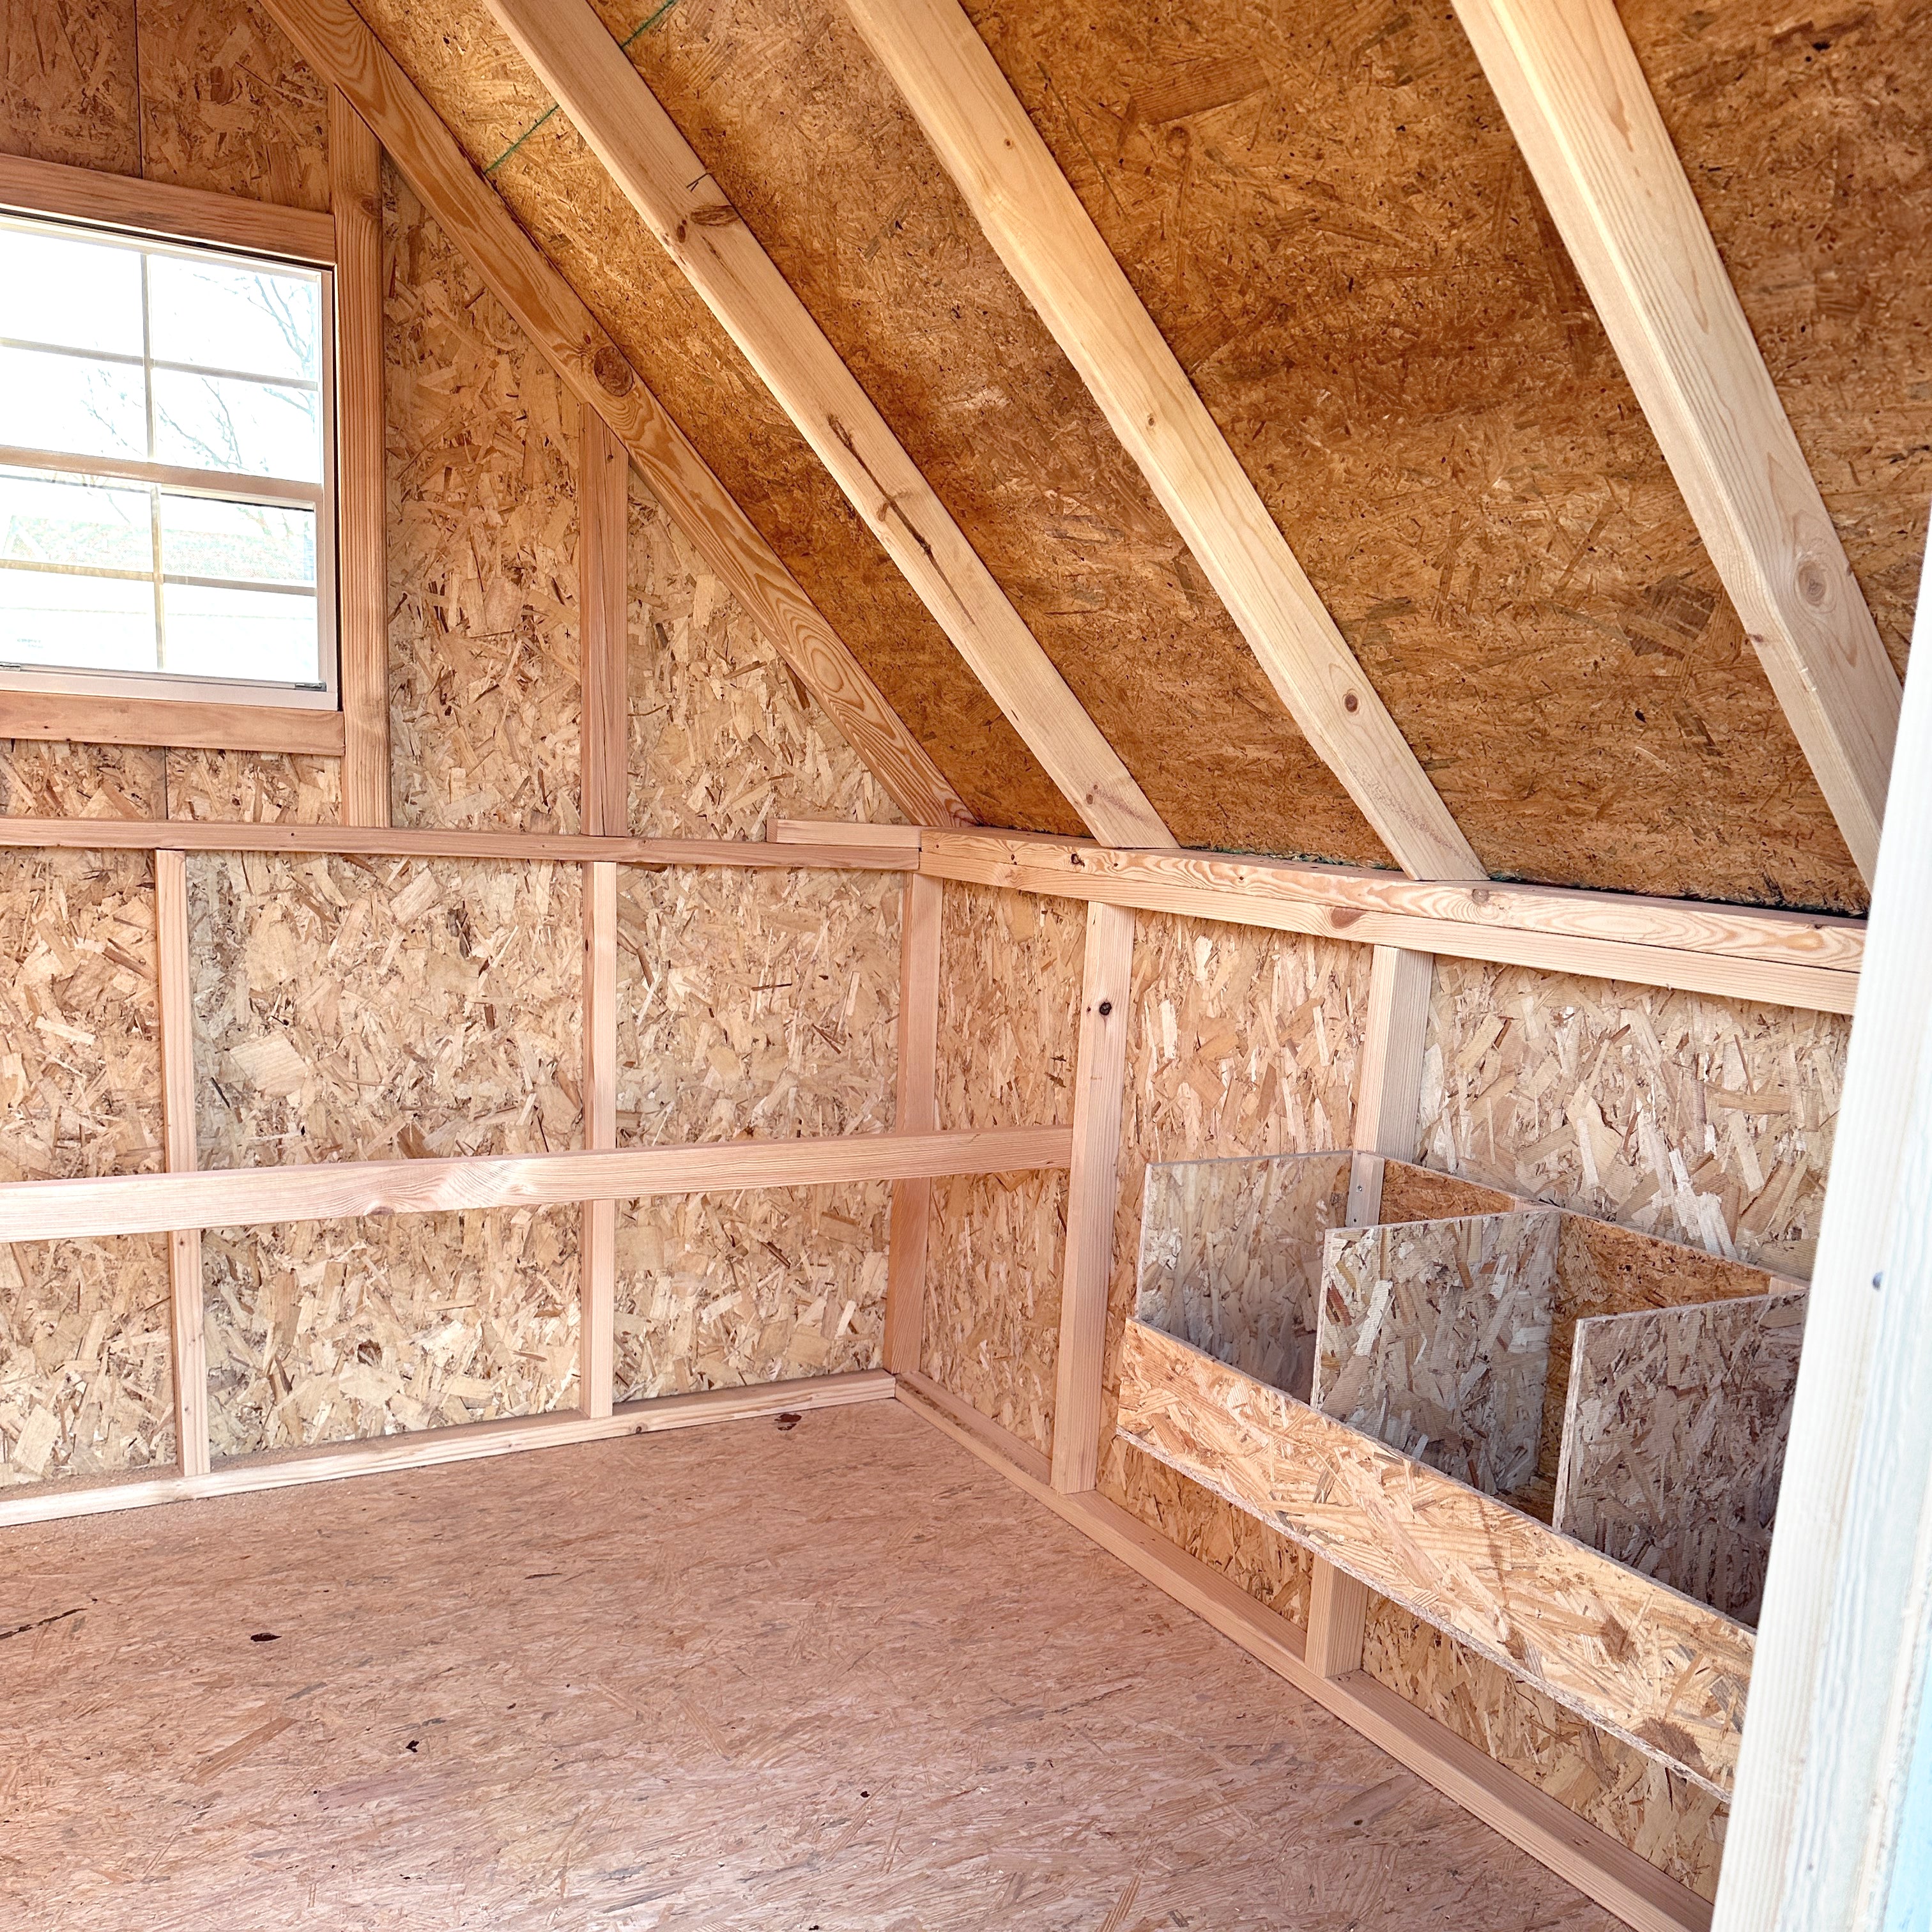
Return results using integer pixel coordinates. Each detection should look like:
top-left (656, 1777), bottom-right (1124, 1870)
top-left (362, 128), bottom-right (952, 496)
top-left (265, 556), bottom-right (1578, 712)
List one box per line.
top-left (153, 369), bottom-right (321, 482)
top-left (160, 495), bottom-right (315, 586)
top-left (0, 567), bottom-right (155, 673)
top-left (148, 255), bottom-right (321, 384)
top-left (0, 225), bottom-right (144, 356)
top-left (162, 582), bottom-right (319, 684)
top-left (0, 471), bottom-right (153, 573)
top-left (0, 347), bottom-right (146, 462)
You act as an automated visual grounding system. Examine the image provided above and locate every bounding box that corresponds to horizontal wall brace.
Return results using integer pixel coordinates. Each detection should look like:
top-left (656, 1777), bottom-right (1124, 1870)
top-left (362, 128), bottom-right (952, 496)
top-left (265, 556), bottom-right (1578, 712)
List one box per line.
top-left (0, 818), bottom-right (915, 871)
top-left (0, 1128), bottom-right (1074, 1244)
top-left (0, 1373), bottom-right (896, 1531)
top-left (918, 829), bottom-right (1861, 1013)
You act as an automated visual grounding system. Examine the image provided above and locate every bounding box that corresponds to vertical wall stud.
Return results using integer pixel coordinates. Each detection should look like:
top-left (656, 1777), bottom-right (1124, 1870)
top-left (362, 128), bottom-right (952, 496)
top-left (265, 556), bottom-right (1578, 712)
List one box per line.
top-left (580, 861), bottom-right (618, 1417)
top-left (156, 848), bottom-right (210, 1478)
top-left (1347, 944), bottom-right (1436, 1223)
top-left (884, 869), bottom-right (943, 1377)
top-left (330, 89), bottom-right (390, 828)
top-left (579, 409), bottom-right (629, 837)
top-left (1050, 900), bottom-right (1137, 1495)
top-left (1315, 944), bottom-right (1437, 1669)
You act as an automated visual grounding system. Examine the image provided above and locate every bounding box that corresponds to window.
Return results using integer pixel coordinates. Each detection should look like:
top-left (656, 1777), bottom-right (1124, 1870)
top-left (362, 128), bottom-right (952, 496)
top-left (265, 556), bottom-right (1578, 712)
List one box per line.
top-left (0, 212), bottom-right (335, 708)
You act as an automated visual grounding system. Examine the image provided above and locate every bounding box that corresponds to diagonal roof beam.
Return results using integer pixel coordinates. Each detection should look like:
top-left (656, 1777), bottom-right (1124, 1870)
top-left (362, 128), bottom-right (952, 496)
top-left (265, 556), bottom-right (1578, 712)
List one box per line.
top-left (839, 0), bottom-right (1487, 883)
top-left (1451, 0), bottom-right (1900, 886)
top-left (482, 0), bottom-right (1176, 852)
top-left (259, 0), bottom-right (972, 831)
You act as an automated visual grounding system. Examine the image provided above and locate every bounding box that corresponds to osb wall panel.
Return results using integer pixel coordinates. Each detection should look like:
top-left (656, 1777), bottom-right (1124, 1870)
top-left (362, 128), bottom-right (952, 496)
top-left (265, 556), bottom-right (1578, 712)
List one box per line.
top-left (1624, 1), bottom-right (1932, 680)
top-left (187, 851), bottom-right (581, 1167)
top-left (1361, 1605), bottom-right (1726, 1902)
top-left (348, 0), bottom-right (1075, 838)
top-left (162, 749), bottom-right (340, 824)
top-left (923, 1170), bottom-right (1067, 1456)
top-left (204, 1209), bottom-right (579, 1458)
top-left (933, 884), bottom-right (1085, 1134)
top-left (919, 885), bottom-right (1084, 1449)
top-left (1096, 911), bottom-right (1369, 1627)
top-left (0, 744), bottom-right (162, 818)
top-left (963, 0), bottom-right (1859, 908)
top-left (624, 470), bottom-right (903, 838)
top-left (614, 867), bottom-right (899, 1147)
top-left (0, 1237), bottom-right (173, 1487)
top-left (0, 0), bottom-right (138, 171)
top-left (135, 0), bottom-right (330, 210)
top-left (0, 850), bottom-right (171, 1487)
top-left (1420, 959), bottom-right (1848, 1280)
top-left (386, 168), bottom-right (583, 834)
top-left (614, 1184), bottom-right (889, 1400)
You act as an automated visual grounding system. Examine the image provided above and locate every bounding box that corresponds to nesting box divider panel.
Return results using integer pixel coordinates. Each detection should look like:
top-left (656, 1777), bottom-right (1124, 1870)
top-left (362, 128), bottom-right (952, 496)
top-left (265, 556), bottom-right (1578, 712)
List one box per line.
top-left (1136, 1151), bottom-right (1353, 1403)
top-left (1553, 1289), bottom-right (1809, 1624)
top-left (1315, 1211), bottom-right (1561, 1498)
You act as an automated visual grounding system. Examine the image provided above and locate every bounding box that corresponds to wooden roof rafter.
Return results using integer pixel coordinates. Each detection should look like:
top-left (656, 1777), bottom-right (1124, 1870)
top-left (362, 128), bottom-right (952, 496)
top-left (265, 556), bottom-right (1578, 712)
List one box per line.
top-left (256, 0), bottom-right (974, 832)
top-left (478, 0), bottom-right (1177, 852)
top-left (839, 0), bottom-right (1488, 884)
top-left (1450, 0), bottom-right (1901, 885)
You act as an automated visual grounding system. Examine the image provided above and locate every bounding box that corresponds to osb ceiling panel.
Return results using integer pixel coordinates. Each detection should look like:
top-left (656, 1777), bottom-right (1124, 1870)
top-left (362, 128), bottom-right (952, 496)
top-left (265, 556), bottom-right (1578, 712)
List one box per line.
top-left (961, 0), bottom-right (1867, 908)
top-left (357, 0), bottom-right (1388, 862)
top-left (1620, 1), bottom-right (1932, 681)
top-left (353, 0), bottom-right (1076, 839)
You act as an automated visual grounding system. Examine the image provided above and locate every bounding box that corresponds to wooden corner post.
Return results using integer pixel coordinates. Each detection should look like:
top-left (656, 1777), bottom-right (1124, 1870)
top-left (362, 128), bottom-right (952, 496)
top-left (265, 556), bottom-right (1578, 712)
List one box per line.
top-left (330, 89), bottom-right (390, 828)
top-left (884, 870), bottom-right (944, 1376)
top-left (1051, 900), bottom-right (1136, 1494)
top-left (155, 849), bottom-right (210, 1479)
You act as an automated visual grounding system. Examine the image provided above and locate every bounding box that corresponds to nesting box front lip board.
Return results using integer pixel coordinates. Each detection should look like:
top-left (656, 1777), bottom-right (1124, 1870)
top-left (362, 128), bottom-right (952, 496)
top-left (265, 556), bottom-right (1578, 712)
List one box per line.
top-left (1114, 1314), bottom-right (1753, 1795)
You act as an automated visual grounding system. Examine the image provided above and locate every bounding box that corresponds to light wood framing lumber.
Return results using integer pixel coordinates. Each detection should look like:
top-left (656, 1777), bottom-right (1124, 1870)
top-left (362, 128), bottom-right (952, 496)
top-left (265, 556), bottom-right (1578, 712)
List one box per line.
top-left (0, 691), bottom-right (345, 755)
top-left (1347, 942), bottom-right (1433, 1222)
top-left (579, 861), bottom-right (618, 1418)
top-left (1712, 525), bottom-right (1932, 1931)
top-left (256, 0), bottom-right (967, 832)
top-left (1051, 898), bottom-right (1135, 1492)
top-left (0, 150), bottom-right (337, 260)
top-left (0, 819), bottom-right (914, 870)
top-left (0, 1372), bottom-right (896, 1530)
top-left (884, 872), bottom-right (944, 1376)
top-left (330, 90), bottom-right (390, 825)
top-left (841, 0), bottom-right (1482, 880)
top-left (767, 819), bottom-right (923, 853)
top-left (0, 1128), bottom-right (1073, 1245)
top-left (1450, 0), bottom-right (1899, 884)
top-left (155, 850), bottom-right (210, 1481)
top-left (578, 410), bottom-right (629, 838)
top-left (1306, 1555), bottom-right (1369, 1680)
top-left (897, 1377), bottom-right (1712, 1932)
top-left (1117, 1317), bottom-right (1751, 1794)
top-left (921, 831), bottom-right (1862, 1013)
top-left (479, 0), bottom-right (1172, 850)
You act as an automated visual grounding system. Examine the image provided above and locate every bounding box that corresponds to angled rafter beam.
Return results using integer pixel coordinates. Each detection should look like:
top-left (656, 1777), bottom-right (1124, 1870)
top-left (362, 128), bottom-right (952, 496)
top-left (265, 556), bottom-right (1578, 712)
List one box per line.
top-left (479, 0), bottom-right (1175, 852)
top-left (257, 0), bottom-right (970, 832)
top-left (1450, 0), bottom-right (1900, 885)
top-left (840, 0), bottom-right (1485, 882)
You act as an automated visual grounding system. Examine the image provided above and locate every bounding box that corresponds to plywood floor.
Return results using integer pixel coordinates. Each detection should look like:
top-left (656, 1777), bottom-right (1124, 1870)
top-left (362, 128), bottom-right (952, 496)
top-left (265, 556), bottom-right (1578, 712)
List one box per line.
top-left (1, 1400), bottom-right (1621, 1931)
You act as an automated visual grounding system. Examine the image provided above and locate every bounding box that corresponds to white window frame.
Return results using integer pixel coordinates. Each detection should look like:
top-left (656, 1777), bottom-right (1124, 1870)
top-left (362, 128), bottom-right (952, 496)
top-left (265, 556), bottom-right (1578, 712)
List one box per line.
top-left (0, 211), bottom-right (340, 712)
